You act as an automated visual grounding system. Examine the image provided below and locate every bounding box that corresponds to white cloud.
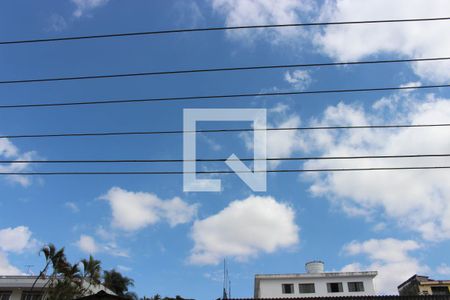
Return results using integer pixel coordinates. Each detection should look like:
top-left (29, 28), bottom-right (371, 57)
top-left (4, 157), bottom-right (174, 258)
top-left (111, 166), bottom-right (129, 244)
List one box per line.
top-left (174, 1), bottom-right (205, 27)
top-left (101, 187), bottom-right (198, 231)
top-left (209, 0), bottom-right (450, 82)
top-left (342, 238), bottom-right (428, 294)
top-left (315, 0), bottom-right (450, 83)
top-left (344, 239), bottom-right (421, 263)
top-left (0, 138), bottom-right (37, 187)
top-left (189, 195), bottom-right (299, 265)
top-left (0, 226), bottom-right (37, 275)
top-left (72, 0), bottom-right (109, 18)
top-left (210, 0), bottom-right (315, 43)
top-left (300, 92), bottom-right (450, 240)
top-left (284, 70), bottom-right (312, 90)
top-left (76, 234), bottom-right (128, 257)
top-left (48, 14), bottom-right (68, 32)
top-left (242, 103), bottom-right (307, 167)
top-left (0, 226), bottom-right (36, 253)
top-left (65, 202), bottom-right (80, 213)
top-left (117, 265), bottom-right (132, 272)
top-left (437, 263), bottom-right (450, 276)
top-left (102, 242), bottom-right (129, 258)
top-left (0, 139), bottom-right (18, 158)
top-left (0, 252), bottom-right (21, 275)
top-left (76, 235), bottom-right (98, 254)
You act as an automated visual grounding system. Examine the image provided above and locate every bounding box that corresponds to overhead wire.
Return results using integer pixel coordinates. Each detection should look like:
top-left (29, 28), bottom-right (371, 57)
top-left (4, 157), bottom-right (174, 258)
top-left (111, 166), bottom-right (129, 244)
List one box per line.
top-left (1, 123), bottom-right (450, 140)
top-left (1, 153), bottom-right (450, 164)
top-left (0, 57), bottom-right (448, 85)
top-left (2, 166), bottom-right (450, 175)
top-left (1, 84), bottom-right (449, 109)
top-left (1, 17), bottom-right (449, 45)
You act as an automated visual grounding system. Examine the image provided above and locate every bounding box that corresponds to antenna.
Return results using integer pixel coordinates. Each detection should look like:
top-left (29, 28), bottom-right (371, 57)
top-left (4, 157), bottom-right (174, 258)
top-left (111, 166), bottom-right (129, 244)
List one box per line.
top-left (223, 259), bottom-right (230, 299)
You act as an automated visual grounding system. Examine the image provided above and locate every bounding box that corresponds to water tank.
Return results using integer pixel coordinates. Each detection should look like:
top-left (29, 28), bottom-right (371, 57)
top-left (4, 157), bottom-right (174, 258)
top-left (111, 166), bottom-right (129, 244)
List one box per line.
top-left (305, 261), bottom-right (324, 273)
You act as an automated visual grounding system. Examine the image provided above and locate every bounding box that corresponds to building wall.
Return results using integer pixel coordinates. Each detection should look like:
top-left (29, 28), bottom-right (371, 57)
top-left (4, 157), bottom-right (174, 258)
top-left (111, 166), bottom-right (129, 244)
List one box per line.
top-left (419, 284), bottom-right (450, 295)
top-left (0, 276), bottom-right (113, 300)
top-left (257, 276), bottom-right (376, 298)
top-left (398, 279), bottom-right (450, 296)
top-left (0, 289), bottom-right (41, 300)
top-left (11, 289), bottom-right (29, 300)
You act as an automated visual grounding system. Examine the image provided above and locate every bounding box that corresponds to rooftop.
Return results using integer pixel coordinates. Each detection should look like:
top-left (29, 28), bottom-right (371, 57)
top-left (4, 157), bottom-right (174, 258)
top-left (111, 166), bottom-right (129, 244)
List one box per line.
top-left (0, 275), bottom-right (48, 288)
top-left (255, 271), bottom-right (378, 280)
top-left (398, 275), bottom-right (450, 289)
top-left (230, 296), bottom-right (450, 300)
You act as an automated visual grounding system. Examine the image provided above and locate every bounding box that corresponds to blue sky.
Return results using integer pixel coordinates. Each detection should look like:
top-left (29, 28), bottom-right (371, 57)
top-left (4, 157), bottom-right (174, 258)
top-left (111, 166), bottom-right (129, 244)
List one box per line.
top-left (1, 0), bottom-right (450, 299)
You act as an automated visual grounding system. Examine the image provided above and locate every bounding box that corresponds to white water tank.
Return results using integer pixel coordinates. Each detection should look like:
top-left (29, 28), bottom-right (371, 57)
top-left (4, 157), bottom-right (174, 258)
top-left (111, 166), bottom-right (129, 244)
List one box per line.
top-left (305, 261), bottom-right (324, 273)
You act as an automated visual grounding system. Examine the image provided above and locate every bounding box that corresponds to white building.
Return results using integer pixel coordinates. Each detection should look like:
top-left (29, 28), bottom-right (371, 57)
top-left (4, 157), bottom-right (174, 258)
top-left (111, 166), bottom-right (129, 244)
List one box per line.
top-left (0, 275), bottom-right (111, 300)
top-left (254, 261), bottom-right (377, 298)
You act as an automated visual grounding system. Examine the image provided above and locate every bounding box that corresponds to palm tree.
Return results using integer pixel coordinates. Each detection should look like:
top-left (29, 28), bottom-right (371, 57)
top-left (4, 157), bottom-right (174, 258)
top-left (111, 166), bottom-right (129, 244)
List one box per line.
top-left (81, 255), bottom-right (102, 286)
top-left (32, 243), bottom-right (84, 300)
top-left (103, 269), bottom-right (134, 296)
top-left (46, 262), bottom-right (82, 300)
top-left (31, 244), bottom-right (67, 291)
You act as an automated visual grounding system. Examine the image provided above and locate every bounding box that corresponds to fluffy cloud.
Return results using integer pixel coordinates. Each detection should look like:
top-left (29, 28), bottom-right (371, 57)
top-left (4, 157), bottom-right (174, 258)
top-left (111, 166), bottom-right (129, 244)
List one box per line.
top-left (0, 226), bottom-right (37, 275)
top-left (0, 226), bottom-right (36, 253)
top-left (209, 0), bottom-right (450, 82)
top-left (173, 1), bottom-right (205, 27)
top-left (242, 103), bottom-right (306, 167)
top-left (437, 263), bottom-right (450, 276)
top-left (101, 187), bottom-right (198, 231)
top-left (315, 0), bottom-right (450, 83)
top-left (65, 202), bottom-right (80, 213)
top-left (300, 92), bottom-right (450, 240)
top-left (0, 138), bottom-right (37, 186)
top-left (47, 14), bottom-right (68, 32)
top-left (210, 0), bottom-right (315, 43)
top-left (76, 233), bottom-right (129, 257)
top-left (0, 252), bottom-right (21, 275)
top-left (189, 195), bottom-right (299, 265)
top-left (284, 70), bottom-right (312, 90)
top-left (76, 235), bottom-right (99, 254)
top-left (72, 0), bottom-right (109, 18)
top-left (341, 238), bottom-right (428, 294)
top-left (0, 139), bottom-right (18, 158)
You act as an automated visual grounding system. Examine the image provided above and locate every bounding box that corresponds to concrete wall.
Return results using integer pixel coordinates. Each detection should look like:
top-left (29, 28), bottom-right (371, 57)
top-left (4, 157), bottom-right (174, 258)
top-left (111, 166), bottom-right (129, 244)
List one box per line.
top-left (0, 276), bottom-right (112, 300)
top-left (258, 276), bottom-right (376, 298)
top-left (419, 284), bottom-right (450, 295)
top-left (0, 289), bottom-right (42, 300)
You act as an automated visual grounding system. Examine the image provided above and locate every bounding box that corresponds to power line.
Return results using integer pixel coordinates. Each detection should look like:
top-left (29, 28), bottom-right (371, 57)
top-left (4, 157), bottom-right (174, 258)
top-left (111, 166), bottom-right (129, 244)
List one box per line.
top-left (1, 84), bottom-right (448, 109)
top-left (1, 154), bottom-right (450, 164)
top-left (0, 57), bottom-right (448, 85)
top-left (1, 123), bottom-right (450, 140)
top-left (2, 166), bottom-right (450, 175)
top-left (1, 17), bottom-right (449, 45)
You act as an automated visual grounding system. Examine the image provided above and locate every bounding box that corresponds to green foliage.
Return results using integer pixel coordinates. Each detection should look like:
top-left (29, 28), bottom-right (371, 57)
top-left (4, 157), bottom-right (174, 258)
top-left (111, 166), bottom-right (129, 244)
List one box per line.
top-left (34, 243), bottom-right (134, 300)
top-left (103, 269), bottom-right (134, 296)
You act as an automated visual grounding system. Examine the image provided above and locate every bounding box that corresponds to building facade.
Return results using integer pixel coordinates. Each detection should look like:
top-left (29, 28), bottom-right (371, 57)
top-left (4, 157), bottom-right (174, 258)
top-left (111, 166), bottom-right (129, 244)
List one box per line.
top-left (0, 275), bottom-right (112, 300)
top-left (398, 275), bottom-right (450, 296)
top-left (254, 261), bottom-right (377, 298)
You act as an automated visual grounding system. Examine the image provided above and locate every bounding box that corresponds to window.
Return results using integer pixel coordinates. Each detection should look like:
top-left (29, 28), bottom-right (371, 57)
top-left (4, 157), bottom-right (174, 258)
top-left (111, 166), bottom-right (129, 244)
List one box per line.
top-left (348, 281), bottom-right (365, 292)
top-left (431, 286), bottom-right (450, 295)
top-left (21, 292), bottom-right (43, 300)
top-left (282, 284), bottom-right (294, 294)
top-left (0, 291), bottom-right (11, 300)
top-left (327, 282), bottom-right (343, 293)
top-left (299, 283), bottom-right (315, 293)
